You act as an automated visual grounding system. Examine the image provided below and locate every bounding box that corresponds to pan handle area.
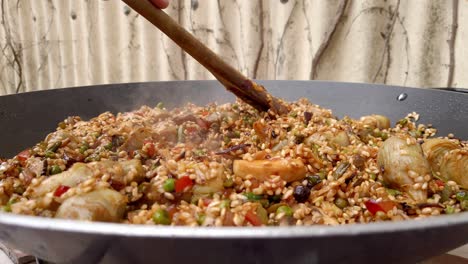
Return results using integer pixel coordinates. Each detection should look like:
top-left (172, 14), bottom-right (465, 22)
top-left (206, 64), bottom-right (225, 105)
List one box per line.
top-left (431, 87), bottom-right (468, 93)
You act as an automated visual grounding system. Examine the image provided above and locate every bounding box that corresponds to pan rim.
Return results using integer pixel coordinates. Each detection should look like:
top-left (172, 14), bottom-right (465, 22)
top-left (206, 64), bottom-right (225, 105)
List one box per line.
top-left (1, 80), bottom-right (464, 99)
top-left (0, 211), bottom-right (467, 238)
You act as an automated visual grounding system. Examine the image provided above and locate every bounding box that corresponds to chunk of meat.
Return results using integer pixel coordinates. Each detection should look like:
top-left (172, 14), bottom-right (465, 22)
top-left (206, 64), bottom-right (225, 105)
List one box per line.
top-left (233, 159), bottom-right (307, 182)
top-left (120, 122), bottom-right (177, 152)
top-left (27, 163), bottom-right (93, 198)
top-left (88, 159), bottom-right (145, 185)
top-left (27, 159), bottom-right (144, 198)
top-left (55, 189), bottom-right (127, 222)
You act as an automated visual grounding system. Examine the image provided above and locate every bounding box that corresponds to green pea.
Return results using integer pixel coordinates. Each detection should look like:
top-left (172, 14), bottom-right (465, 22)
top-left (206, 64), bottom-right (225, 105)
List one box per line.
top-left (445, 206), bottom-right (455, 214)
top-left (373, 130), bottom-right (382, 138)
top-left (334, 198), bottom-right (348, 209)
top-left (156, 102), bottom-right (164, 109)
top-left (104, 142), bottom-right (113, 150)
top-left (79, 144), bottom-right (89, 154)
top-left (415, 130), bottom-right (422, 137)
top-left (220, 199), bottom-right (231, 209)
top-left (461, 200), bottom-right (468, 211)
top-left (84, 154), bottom-right (100, 162)
top-left (223, 178), bottom-right (234, 188)
top-left (2, 198), bottom-right (17, 212)
top-left (50, 165), bottom-right (62, 175)
top-left (197, 214), bottom-right (206, 225)
top-left (193, 149), bottom-right (205, 156)
top-left (276, 205), bottom-right (293, 217)
top-left (455, 191), bottom-right (467, 202)
top-left (397, 119), bottom-right (408, 126)
top-left (381, 132), bottom-right (389, 140)
top-left (152, 209), bottom-right (171, 225)
top-left (163, 178), bottom-right (175, 192)
top-left (386, 188), bottom-right (401, 197)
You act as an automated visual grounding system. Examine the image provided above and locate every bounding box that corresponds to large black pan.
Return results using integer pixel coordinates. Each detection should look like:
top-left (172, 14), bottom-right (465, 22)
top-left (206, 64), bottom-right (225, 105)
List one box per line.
top-left (0, 81), bottom-right (467, 264)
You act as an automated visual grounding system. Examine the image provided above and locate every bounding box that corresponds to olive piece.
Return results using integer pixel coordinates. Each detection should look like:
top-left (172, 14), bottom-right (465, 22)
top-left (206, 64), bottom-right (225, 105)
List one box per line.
top-left (334, 197), bottom-right (349, 209)
top-left (352, 154), bottom-right (366, 170)
top-left (293, 185), bottom-right (311, 203)
top-left (304, 112), bottom-right (313, 125)
top-left (306, 175), bottom-right (322, 188)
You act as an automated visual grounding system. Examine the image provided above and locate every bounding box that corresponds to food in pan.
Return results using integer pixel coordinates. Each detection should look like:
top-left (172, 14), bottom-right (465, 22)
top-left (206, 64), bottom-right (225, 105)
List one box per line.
top-left (0, 99), bottom-right (467, 226)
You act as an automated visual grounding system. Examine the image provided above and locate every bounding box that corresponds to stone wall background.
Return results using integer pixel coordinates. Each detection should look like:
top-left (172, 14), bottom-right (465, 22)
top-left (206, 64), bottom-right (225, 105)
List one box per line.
top-left (0, 0), bottom-right (466, 95)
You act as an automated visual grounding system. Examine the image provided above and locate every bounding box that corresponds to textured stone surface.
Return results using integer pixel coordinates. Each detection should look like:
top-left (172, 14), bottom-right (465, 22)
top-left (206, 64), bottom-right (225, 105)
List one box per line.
top-left (0, 0), bottom-right (466, 95)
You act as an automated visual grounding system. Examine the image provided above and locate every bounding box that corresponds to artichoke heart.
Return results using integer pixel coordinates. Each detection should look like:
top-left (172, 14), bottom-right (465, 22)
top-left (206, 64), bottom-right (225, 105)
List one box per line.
top-left (422, 138), bottom-right (468, 189)
top-left (377, 136), bottom-right (430, 202)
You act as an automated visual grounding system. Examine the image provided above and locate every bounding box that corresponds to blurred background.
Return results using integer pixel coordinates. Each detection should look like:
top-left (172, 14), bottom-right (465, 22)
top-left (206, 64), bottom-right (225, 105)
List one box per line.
top-left (0, 0), bottom-right (466, 96)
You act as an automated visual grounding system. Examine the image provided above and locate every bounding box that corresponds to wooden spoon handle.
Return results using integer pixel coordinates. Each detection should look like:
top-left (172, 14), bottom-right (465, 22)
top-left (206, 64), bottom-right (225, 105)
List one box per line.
top-left (121, 0), bottom-right (289, 115)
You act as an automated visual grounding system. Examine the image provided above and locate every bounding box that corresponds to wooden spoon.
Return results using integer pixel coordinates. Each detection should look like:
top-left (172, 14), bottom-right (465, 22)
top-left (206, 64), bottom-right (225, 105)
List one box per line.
top-left (121, 0), bottom-right (289, 116)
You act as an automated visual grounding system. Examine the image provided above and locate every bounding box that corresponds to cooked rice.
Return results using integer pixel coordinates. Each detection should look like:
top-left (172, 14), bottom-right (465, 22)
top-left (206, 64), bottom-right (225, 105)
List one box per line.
top-left (0, 98), bottom-right (467, 226)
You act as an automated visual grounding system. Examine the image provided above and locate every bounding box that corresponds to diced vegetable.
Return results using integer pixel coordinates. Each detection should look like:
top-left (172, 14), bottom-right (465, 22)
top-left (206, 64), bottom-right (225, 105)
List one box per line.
top-left (220, 199), bottom-right (231, 209)
top-left (245, 192), bottom-right (263, 201)
top-left (47, 142), bottom-right (61, 153)
top-left (435, 180), bottom-right (445, 188)
top-left (53, 185), bottom-right (70, 197)
top-left (333, 162), bottom-right (350, 179)
top-left (17, 149), bottom-right (31, 164)
top-left (256, 205), bottom-right (269, 225)
top-left (175, 176), bottom-right (194, 193)
top-left (143, 140), bottom-right (156, 157)
top-left (245, 210), bottom-right (262, 226)
top-left (365, 200), bottom-right (396, 215)
top-left (440, 185), bottom-right (453, 203)
top-left (276, 205), bottom-right (293, 217)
